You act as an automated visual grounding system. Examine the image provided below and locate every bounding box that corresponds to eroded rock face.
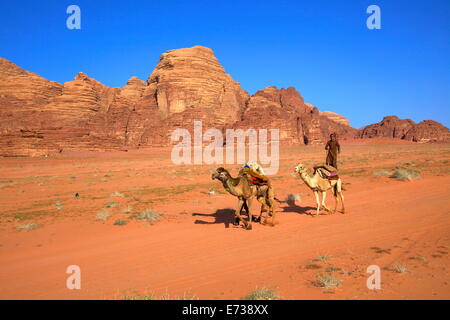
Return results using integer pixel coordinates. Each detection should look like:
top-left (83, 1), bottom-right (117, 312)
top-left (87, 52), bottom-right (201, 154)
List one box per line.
top-left (358, 116), bottom-right (416, 139)
top-left (320, 111), bottom-right (351, 127)
top-left (8, 46), bottom-right (444, 157)
top-left (234, 87), bottom-right (356, 145)
top-left (147, 46), bottom-right (249, 125)
top-left (235, 87), bottom-right (305, 145)
top-left (403, 120), bottom-right (450, 143)
top-left (357, 116), bottom-right (450, 143)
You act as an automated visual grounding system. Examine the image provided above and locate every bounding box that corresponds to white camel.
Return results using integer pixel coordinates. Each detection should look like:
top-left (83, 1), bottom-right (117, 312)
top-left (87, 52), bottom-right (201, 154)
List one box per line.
top-left (294, 163), bottom-right (345, 216)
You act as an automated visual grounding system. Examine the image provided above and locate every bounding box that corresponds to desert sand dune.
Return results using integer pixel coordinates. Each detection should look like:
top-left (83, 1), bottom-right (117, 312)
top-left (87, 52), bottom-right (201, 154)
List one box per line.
top-left (0, 142), bottom-right (449, 299)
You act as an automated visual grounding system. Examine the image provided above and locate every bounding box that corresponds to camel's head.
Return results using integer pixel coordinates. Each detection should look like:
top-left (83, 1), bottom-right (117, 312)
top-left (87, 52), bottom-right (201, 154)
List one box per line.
top-left (294, 163), bottom-right (307, 174)
top-left (211, 167), bottom-right (230, 182)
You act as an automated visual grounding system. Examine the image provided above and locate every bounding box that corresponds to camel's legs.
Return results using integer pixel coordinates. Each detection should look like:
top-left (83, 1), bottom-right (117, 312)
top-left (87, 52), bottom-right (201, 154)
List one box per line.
top-left (333, 193), bottom-right (338, 214)
top-left (321, 191), bottom-right (331, 212)
top-left (243, 199), bottom-right (252, 230)
top-left (313, 191), bottom-right (321, 216)
top-left (235, 199), bottom-right (249, 229)
top-left (336, 179), bottom-right (345, 214)
top-left (267, 186), bottom-right (277, 225)
top-left (257, 196), bottom-right (268, 224)
top-left (339, 192), bottom-right (345, 214)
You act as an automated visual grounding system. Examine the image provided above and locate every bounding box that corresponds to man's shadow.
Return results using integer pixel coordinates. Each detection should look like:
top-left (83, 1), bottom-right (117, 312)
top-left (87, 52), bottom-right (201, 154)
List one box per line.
top-left (193, 209), bottom-right (236, 228)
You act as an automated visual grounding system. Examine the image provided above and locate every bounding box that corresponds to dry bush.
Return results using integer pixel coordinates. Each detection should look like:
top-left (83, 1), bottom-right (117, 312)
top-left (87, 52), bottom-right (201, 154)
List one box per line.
top-left (242, 287), bottom-right (277, 300)
top-left (390, 169), bottom-right (421, 181)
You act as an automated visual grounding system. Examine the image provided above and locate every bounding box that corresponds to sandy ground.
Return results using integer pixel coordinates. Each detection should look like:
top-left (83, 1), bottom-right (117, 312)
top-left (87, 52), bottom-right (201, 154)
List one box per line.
top-left (0, 140), bottom-right (449, 300)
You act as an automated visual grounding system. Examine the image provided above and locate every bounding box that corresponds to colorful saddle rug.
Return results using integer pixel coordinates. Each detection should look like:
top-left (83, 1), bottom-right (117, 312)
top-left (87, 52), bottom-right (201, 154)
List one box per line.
top-left (249, 176), bottom-right (270, 186)
top-left (316, 167), bottom-right (339, 181)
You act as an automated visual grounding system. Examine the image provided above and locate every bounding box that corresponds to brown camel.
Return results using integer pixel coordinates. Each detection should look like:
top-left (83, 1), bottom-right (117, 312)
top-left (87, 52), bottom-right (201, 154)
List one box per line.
top-left (294, 163), bottom-right (345, 216)
top-left (211, 167), bottom-right (276, 230)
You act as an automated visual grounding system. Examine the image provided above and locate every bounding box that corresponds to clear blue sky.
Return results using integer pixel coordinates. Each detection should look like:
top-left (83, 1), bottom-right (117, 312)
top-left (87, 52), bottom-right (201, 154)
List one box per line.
top-left (1, 0), bottom-right (449, 128)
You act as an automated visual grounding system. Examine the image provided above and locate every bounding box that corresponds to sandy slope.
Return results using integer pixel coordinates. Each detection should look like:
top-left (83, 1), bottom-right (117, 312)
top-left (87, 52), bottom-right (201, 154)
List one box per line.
top-left (0, 143), bottom-right (449, 299)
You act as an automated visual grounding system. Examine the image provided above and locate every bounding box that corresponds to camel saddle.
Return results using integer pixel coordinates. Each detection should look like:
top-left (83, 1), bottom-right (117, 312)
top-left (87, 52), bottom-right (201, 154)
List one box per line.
top-left (240, 168), bottom-right (270, 186)
top-left (314, 164), bottom-right (339, 181)
top-left (248, 176), bottom-right (270, 186)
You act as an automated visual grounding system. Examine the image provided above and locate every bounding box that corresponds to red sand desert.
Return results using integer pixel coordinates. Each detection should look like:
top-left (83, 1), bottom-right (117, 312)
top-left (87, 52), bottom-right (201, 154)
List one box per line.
top-left (0, 139), bottom-right (449, 300)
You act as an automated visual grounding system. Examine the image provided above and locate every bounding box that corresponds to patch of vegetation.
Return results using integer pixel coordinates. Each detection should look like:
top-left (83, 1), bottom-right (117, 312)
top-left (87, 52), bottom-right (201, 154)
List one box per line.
top-left (114, 219), bottom-right (127, 226)
top-left (121, 205), bottom-right (133, 214)
top-left (111, 191), bottom-right (125, 197)
top-left (137, 209), bottom-right (162, 223)
top-left (105, 201), bottom-right (118, 208)
top-left (96, 209), bottom-right (111, 221)
top-left (16, 222), bottom-right (41, 231)
top-left (314, 254), bottom-right (330, 262)
top-left (55, 200), bottom-right (63, 211)
top-left (326, 266), bottom-right (341, 272)
top-left (390, 169), bottom-right (421, 181)
top-left (123, 290), bottom-right (197, 300)
top-left (372, 169), bottom-right (391, 177)
top-left (370, 247), bottom-right (391, 254)
top-left (241, 287), bottom-right (277, 300)
top-left (392, 262), bottom-right (408, 273)
top-left (312, 272), bottom-right (342, 289)
top-left (305, 264), bottom-right (322, 270)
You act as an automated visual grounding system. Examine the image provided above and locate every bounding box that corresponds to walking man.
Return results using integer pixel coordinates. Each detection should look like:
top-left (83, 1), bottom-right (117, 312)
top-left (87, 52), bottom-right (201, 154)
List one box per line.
top-left (325, 133), bottom-right (340, 169)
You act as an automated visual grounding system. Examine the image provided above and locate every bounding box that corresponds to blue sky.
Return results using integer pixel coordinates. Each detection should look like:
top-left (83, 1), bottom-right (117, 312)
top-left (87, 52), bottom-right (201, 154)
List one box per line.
top-left (1, 0), bottom-right (449, 128)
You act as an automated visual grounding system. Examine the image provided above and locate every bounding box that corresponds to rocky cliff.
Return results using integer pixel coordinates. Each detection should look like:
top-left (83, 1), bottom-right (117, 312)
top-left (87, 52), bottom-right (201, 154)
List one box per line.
top-left (358, 116), bottom-right (416, 139)
top-left (358, 116), bottom-right (450, 143)
top-left (3, 46), bottom-right (445, 157)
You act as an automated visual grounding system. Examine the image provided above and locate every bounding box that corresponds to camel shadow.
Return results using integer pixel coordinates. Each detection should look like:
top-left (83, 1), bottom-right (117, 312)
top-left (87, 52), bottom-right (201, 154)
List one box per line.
top-left (280, 200), bottom-right (316, 216)
top-left (193, 208), bottom-right (237, 228)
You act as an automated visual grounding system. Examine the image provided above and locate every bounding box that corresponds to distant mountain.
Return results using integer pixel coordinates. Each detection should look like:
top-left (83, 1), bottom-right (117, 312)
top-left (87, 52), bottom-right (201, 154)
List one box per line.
top-left (0, 46), bottom-right (355, 156)
top-left (358, 116), bottom-right (450, 143)
top-left (0, 46), bottom-right (448, 157)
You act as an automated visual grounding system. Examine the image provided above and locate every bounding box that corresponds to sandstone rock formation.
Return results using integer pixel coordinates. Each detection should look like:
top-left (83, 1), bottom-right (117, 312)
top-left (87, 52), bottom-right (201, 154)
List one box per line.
top-left (403, 120), bottom-right (450, 143)
top-left (235, 87), bottom-right (357, 145)
top-left (320, 111), bottom-right (351, 127)
top-left (5, 45), bottom-right (445, 157)
top-left (235, 87), bottom-right (307, 145)
top-left (358, 116), bottom-right (450, 143)
top-left (358, 116), bottom-right (416, 139)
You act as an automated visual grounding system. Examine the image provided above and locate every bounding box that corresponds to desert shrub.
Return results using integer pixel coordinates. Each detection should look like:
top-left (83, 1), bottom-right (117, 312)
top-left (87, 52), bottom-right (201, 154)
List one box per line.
top-left (105, 201), bottom-right (118, 208)
top-left (55, 200), bottom-right (63, 210)
top-left (314, 254), bottom-right (330, 262)
top-left (372, 170), bottom-right (391, 177)
top-left (16, 222), bottom-right (41, 231)
top-left (392, 262), bottom-right (408, 273)
top-left (313, 273), bottom-right (342, 288)
top-left (305, 264), bottom-right (322, 270)
top-left (124, 290), bottom-right (196, 300)
top-left (96, 209), bottom-right (111, 221)
top-left (137, 209), bottom-right (162, 223)
top-left (111, 191), bottom-right (124, 197)
top-left (326, 266), bottom-right (341, 272)
top-left (122, 205), bottom-right (133, 214)
top-left (114, 219), bottom-right (127, 226)
top-left (242, 287), bottom-right (277, 300)
top-left (390, 169), bottom-right (421, 181)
